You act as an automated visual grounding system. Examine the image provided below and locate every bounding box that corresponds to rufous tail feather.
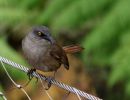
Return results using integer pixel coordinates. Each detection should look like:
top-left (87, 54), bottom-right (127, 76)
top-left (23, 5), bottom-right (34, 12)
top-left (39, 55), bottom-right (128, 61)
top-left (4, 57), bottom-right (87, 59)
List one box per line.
top-left (63, 44), bottom-right (84, 54)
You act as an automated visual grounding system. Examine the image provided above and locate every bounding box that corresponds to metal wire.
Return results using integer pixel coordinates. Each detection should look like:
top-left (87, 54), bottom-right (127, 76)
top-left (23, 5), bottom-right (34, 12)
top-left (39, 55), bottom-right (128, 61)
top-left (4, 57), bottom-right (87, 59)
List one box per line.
top-left (0, 91), bottom-right (7, 100)
top-left (1, 61), bottom-right (31, 100)
top-left (0, 56), bottom-right (102, 100)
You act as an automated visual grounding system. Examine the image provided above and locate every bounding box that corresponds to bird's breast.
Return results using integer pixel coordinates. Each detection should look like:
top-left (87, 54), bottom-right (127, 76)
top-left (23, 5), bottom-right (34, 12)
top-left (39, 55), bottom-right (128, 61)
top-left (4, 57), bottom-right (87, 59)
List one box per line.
top-left (22, 37), bottom-right (50, 65)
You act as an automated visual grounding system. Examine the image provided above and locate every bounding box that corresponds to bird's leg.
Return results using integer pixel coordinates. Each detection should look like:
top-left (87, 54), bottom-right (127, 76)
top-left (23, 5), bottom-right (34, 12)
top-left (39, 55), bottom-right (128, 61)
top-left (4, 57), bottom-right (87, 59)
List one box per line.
top-left (53, 70), bottom-right (57, 78)
top-left (44, 76), bottom-right (52, 90)
top-left (27, 68), bottom-right (36, 80)
top-left (28, 68), bottom-right (39, 83)
top-left (62, 91), bottom-right (71, 100)
top-left (22, 68), bottom-right (37, 88)
top-left (44, 70), bottom-right (57, 90)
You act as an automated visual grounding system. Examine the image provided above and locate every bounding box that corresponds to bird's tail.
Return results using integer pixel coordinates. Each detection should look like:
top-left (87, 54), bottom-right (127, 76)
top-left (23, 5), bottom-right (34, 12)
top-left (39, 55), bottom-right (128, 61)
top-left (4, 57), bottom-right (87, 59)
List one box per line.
top-left (63, 44), bottom-right (84, 54)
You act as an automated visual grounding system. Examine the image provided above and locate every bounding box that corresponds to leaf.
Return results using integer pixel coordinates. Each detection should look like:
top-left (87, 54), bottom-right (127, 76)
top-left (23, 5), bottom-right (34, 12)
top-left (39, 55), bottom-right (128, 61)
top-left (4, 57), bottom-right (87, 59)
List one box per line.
top-left (82, 0), bottom-right (130, 66)
top-left (109, 30), bottom-right (130, 86)
top-left (37, 0), bottom-right (74, 25)
top-left (0, 37), bottom-right (28, 80)
top-left (51, 0), bottom-right (114, 31)
top-left (0, 8), bottom-right (29, 26)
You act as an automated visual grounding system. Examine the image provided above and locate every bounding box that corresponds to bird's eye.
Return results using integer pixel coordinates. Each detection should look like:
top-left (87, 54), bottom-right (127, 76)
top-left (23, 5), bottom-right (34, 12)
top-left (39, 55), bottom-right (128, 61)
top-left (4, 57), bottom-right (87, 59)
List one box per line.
top-left (37, 31), bottom-right (45, 37)
top-left (37, 31), bottom-right (42, 36)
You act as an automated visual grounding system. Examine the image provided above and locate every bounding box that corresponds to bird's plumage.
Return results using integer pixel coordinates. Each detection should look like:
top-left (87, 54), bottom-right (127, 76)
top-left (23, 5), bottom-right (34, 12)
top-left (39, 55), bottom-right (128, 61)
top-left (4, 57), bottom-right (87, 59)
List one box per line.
top-left (50, 43), bottom-right (69, 70)
top-left (22, 26), bottom-right (69, 72)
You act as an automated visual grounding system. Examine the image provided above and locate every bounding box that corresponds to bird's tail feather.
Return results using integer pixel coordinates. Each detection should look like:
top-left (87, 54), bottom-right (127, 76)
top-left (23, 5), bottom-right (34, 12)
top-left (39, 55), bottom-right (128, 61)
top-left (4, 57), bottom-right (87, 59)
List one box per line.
top-left (63, 44), bottom-right (84, 54)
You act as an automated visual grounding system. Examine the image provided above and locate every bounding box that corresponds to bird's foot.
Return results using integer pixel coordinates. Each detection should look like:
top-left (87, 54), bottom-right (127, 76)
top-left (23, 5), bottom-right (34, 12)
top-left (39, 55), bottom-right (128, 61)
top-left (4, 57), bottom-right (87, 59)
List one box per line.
top-left (44, 71), bottom-right (57, 90)
top-left (44, 76), bottom-right (53, 90)
top-left (62, 91), bottom-right (70, 100)
top-left (28, 68), bottom-right (39, 83)
top-left (22, 68), bottom-right (37, 88)
top-left (53, 71), bottom-right (57, 78)
top-left (27, 68), bottom-right (36, 80)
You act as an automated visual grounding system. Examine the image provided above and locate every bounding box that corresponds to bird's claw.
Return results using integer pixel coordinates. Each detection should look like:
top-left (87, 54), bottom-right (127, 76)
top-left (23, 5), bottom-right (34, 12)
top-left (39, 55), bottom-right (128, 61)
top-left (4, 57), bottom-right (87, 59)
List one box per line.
top-left (45, 77), bottom-right (53, 90)
top-left (27, 68), bottom-right (36, 80)
top-left (22, 68), bottom-right (38, 88)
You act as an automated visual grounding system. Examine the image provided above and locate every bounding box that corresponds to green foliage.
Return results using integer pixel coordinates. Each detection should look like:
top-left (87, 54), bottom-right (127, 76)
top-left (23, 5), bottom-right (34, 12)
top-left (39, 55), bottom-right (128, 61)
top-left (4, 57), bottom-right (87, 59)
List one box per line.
top-left (110, 31), bottom-right (130, 92)
top-left (51, 0), bottom-right (114, 31)
top-left (19, 0), bottom-right (40, 10)
top-left (83, 0), bottom-right (130, 65)
top-left (125, 81), bottom-right (130, 97)
top-left (0, 8), bottom-right (29, 26)
top-left (0, 0), bottom-right (22, 7)
top-left (37, 0), bottom-right (74, 25)
top-left (0, 85), bottom-right (4, 92)
top-left (0, 37), bottom-right (28, 80)
top-left (0, 37), bottom-right (27, 65)
top-left (81, 0), bottom-right (130, 98)
top-left (0, 85), bottom-right (4, 100)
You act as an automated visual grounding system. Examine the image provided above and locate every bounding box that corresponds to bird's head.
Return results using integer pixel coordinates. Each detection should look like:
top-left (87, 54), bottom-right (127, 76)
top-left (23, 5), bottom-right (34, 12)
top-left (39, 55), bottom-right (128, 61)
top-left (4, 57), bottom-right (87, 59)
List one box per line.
top-left (28, 26), bottom-right (55, 44)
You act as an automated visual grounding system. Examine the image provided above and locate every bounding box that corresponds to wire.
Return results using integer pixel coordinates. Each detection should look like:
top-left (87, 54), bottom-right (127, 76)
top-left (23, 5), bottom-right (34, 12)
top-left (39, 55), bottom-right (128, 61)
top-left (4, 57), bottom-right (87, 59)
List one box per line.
top-left (74, 88), bottom-right (82, 100)
top-left (38, 74), bottom-right (53, 100)
top-left (0, 56), bottom-right (102, 100)
top-left (0, 91), bottom-right (7, 100)
top-left (0, 61), bottom-right (31, 100)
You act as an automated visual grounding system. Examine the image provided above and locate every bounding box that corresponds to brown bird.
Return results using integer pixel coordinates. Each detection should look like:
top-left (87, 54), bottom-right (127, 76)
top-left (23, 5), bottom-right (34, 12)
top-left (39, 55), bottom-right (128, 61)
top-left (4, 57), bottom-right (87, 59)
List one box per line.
top-left (22, 26), bottom-right (83, 88)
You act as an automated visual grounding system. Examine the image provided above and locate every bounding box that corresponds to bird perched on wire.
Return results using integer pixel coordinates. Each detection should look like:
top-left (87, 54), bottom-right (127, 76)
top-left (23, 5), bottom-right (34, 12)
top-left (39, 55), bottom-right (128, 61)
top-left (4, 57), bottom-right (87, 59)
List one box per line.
top-left (22, 26), bottom-right (83, 89)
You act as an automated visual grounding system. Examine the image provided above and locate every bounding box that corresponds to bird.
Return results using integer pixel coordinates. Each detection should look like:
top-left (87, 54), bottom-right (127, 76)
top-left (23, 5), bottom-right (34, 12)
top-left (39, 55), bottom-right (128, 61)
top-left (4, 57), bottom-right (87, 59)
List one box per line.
top-left (22, 26), bottom-right (83, 88)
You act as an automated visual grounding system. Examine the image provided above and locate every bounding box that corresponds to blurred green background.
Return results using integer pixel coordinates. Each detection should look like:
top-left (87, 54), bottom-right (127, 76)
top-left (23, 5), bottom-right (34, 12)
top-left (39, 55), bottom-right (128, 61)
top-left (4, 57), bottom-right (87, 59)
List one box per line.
top-left (0, 0), bottom-right (130, 100)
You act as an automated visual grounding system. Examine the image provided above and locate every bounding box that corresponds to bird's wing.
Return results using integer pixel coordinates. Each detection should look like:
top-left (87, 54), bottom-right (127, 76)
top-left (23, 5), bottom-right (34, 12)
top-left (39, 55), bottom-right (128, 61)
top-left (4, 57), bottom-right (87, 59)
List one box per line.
top-left (50, 43), bottom-right (69, 70)
top-left (63, 44), bottom-right (84, 54)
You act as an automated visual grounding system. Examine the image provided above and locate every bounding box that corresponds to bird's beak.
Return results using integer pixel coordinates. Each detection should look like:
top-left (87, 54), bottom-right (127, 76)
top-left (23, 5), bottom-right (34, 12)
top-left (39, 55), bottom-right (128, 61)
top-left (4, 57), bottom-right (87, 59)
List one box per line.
top-left (45, 35), bottom-right (54, 44)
